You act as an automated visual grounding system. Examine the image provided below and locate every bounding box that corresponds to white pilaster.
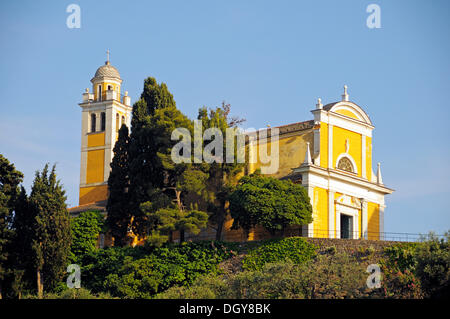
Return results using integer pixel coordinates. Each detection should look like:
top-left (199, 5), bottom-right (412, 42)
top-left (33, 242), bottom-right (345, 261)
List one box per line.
top-left (361, 199), bottom-right (368, 239)
top-left (302, 184), bottom-right (315, 237)
top-left (328, 190), bottom-right (335, 238)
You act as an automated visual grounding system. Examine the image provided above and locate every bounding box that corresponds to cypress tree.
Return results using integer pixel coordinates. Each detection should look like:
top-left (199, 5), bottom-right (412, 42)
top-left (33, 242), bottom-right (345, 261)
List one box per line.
top-left (10, 186), bottom-right (33, 297)
top-left (106, 124), bottom-right (131, 246)
top-left (28, 164), bottom-right (71, 297)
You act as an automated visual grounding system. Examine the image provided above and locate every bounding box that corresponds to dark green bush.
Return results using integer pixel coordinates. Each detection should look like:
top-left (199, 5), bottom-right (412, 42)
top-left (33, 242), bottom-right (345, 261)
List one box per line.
top-left (242, 237), bottom-right (316, 271)
top-left (415, 233), bottom-right (450, 299)
top-left (78, 241), bottom-right (237, 298)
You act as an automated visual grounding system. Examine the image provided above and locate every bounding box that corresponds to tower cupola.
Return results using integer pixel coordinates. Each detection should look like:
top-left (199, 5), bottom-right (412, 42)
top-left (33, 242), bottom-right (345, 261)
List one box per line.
top-left (89, 51), bottom-right (124, 103)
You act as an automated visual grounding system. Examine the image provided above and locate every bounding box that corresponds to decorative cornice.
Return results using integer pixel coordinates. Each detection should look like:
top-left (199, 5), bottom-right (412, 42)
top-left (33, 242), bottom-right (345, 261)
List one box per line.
top-left (293, 164), bottom-right (394, 195)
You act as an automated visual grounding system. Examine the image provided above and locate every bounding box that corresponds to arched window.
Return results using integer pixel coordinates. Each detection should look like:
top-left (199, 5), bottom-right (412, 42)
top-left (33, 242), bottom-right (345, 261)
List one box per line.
top-left (91, 113), bottom-right (96, 132)
top-left (101, 112), bottom-right (106, 131)
top-left (337, 157), bottom-right (354, 173)
top-left (121, 115), bottom-right (125, 127)
top-left (116, 113), bottom-right (119, 132)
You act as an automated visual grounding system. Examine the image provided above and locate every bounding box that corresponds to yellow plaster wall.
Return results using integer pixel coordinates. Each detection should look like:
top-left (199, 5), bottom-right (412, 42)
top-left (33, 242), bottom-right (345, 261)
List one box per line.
top-left (313, 187), bottom-right (328, 238)
top-left (79, 185), bottom-right (108, 205)
top-left (367, 202), bottom-right (380, 240)
top-left (87, 132), bottom-right (105, 148)
top-left (249, 131), bottom-right (313, 178)
top-left (335, 109), bottom-right (360, 120)
top-left (366, 136), bottom-right (372, 181)
top-left (86, 149), bottom-right (105, 184)
top-left (320, 122), bottom-right (328, 168)
top-left (333, 126), bottom-right (362, 176)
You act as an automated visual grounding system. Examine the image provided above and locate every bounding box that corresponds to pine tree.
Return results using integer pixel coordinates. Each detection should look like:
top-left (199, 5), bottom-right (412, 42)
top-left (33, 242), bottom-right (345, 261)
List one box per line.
top-left (28, 164), bottom-right (71, 297)
top-left (128, 77), bottom-right (193, 238)
top-left (0, 154), bottom-right (23, 299)
top-left (197, 103), bottom-right (245, 240)
top-left (106, 124), bottom-right (131, 246)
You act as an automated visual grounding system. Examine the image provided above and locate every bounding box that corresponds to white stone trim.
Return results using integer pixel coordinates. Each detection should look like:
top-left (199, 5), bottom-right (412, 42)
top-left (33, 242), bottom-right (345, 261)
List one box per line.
top-left (302, 184), bottom-right (314, 237)
top-left (80, 181), bottom-right (108, 188)
top-left (328, 190), bottom-right (336, 238)
top-left (361, 199), bottom-right (368, 239)
top-left (335, 202), bottom-right (359, 239)
top-left (294, 165), bottom-right (393, 203)
top-left (312, 109), bottom-right (373, 138)
top-left (330, 103), bottom-right (371, 124)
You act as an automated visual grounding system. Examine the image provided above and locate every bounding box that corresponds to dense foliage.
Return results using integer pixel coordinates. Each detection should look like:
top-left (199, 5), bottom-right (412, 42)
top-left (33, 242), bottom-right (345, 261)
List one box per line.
top-left (70, 211), bottom-right (104, 264)
top-left (158, 253), bottom-right (370, 299)
top-left (229, 173), bottom-right (313, 235)
top-left (77, 241), bottom-right (237, 298)
top-left (1, 163), bottom-right (72, 298)
top-left (0, 154), bottom-right (23, 298)
top-left (242, 237), bottom-right (317, 271)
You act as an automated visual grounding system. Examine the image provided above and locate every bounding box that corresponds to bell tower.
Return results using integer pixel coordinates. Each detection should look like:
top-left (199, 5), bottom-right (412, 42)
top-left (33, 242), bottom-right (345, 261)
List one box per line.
top-left (78, 54), bottom-right (132, 206)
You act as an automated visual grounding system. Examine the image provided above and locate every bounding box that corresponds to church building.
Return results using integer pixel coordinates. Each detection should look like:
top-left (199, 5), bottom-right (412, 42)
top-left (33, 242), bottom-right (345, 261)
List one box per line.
top-left (69, 59), bottom-right (393, 242)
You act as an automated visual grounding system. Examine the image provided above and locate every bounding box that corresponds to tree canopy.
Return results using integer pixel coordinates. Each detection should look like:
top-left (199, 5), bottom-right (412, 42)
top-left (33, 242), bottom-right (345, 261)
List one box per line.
top-left (0, 154), bottom-right (23, 298)
top-left (229, 172), bottom-right (313, 236)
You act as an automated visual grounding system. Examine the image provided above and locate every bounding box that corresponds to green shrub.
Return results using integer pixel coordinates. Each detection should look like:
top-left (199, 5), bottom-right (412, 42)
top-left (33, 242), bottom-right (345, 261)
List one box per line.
top-left (242, 237), bottom-right (316, 271)
top-left (78, 241), bottom-right (237, 298)
top-left (70, 210), bottom-right (105, 263)
top-left (158, 252), bottom-right (370, 299)
top-left (23, 287), bottom-right (115, 299)
top-left (383, 243), bottom-right (418, 272)
top-left (415, 233), bottom-right (450, 299)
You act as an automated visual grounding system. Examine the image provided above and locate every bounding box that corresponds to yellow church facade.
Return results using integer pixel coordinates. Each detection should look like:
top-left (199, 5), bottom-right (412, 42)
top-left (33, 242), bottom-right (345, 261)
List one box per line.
top-left (244, 86), bottom-right (393, 240)
top-left (71, 60), bottom-right (393, 242)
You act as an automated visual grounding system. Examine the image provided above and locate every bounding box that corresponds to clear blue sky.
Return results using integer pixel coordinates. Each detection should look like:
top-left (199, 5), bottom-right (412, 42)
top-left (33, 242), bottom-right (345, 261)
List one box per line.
top-left (1, 0), bottom-right (449, 234)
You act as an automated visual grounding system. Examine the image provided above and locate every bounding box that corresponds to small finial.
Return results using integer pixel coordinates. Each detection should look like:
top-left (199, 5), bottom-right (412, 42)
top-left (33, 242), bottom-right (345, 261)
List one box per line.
top-left (85, 88), bottom-right (89, 93)
top-left (124, 91), bottom-right (128, 96)
top-left (303, 142), bottom-right (312, 165)
top-left (342, 85), bottom-right (349, 101)
top-left (316, 97), bottom-right (323, 109)
top-left (377, 162), bottom-right (383, 184)
top-left (106, 49), bottom-right (110, 65)
top-left (267, 124), bottom-right (271, 128)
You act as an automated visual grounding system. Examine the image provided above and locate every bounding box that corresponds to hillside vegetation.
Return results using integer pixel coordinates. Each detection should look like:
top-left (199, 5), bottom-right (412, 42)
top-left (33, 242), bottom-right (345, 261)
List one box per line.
top-left (29, 232), bottom-right (450, 299)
